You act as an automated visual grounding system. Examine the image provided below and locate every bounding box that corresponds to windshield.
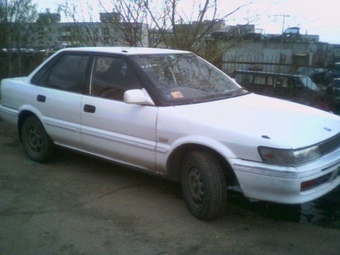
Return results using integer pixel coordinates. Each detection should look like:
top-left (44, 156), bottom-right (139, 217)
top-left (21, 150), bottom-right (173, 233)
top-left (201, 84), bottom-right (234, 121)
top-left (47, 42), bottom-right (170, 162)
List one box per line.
top-left (130, 53), bottom-right (243, 104)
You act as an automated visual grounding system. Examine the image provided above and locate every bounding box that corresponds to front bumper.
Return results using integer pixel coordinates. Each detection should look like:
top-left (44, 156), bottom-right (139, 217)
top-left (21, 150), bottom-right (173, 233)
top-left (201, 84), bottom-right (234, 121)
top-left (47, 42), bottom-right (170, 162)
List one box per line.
top-left (230, 148), bottom-right (340, 204)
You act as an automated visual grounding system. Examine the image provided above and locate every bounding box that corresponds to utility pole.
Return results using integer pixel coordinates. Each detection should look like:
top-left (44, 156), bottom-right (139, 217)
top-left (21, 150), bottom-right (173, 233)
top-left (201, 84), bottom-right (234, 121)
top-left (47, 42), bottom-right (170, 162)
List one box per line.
top-left (270, 14), bottom-right (290, 73)
top-left (271, 14), bottom-right (290, 33)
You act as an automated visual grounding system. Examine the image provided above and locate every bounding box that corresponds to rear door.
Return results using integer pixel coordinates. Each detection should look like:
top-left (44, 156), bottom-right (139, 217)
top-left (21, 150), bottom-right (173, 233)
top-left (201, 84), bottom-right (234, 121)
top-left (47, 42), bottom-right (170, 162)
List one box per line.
top-left (32, 53), bottom-right (91, 149)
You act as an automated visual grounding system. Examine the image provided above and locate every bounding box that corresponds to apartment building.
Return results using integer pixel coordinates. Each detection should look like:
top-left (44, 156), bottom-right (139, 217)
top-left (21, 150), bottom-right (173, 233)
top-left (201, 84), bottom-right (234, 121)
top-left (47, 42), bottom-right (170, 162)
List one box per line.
top-left (9, 11), bottom-right (149, 50)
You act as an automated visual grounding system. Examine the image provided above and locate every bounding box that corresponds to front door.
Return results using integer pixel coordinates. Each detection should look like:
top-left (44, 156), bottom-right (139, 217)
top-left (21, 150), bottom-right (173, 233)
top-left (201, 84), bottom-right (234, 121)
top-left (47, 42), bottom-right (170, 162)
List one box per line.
top-left (81, 55), bottom-right (158, 171)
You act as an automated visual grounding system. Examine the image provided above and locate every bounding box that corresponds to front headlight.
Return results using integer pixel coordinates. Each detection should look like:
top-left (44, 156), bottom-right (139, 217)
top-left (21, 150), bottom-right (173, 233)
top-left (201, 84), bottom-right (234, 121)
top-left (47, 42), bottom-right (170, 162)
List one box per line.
top-left (258, 145), bottom-right (321, 166)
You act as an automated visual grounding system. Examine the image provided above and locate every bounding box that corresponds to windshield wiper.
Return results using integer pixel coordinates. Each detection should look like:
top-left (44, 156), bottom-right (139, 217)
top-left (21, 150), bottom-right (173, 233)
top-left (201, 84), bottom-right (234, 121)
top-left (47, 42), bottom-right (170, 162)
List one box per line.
top-left (224, 87), bottom-right (247, 97)
top-left (192, 94), bottom-right (228, 103)
top-left (191, 88), bottom-right (248, 104)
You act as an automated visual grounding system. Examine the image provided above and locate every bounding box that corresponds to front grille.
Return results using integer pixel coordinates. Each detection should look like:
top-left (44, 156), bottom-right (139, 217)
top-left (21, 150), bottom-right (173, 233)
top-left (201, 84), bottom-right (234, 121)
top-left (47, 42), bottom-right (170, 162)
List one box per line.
top-left (319, 133), bottom-right (340, 156)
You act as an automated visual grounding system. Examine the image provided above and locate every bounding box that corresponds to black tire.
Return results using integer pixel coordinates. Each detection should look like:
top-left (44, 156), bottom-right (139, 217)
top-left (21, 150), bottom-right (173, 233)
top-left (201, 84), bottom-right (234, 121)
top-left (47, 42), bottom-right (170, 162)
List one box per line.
top-left (181, 150), bottom-right (227, 220)
top-left (21, 116), bottom-right (54, 162)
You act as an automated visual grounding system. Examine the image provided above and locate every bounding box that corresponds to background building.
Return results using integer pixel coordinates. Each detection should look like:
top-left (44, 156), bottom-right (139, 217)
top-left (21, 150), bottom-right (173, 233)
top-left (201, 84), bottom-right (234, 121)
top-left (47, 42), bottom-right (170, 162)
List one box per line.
top-left (31, 11), bottom-right (149, 49)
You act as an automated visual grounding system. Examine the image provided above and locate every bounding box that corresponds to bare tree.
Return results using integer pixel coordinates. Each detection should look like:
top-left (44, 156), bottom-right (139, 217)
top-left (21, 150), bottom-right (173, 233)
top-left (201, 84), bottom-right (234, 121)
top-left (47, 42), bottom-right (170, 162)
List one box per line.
top-left (98, 0), bottom-right (148, 46)
top-left (111, 0), bottom-right (253, 66)
top-left (57, 0), bottom-right (254, 67)
top-left (143, 0), bottom-right (251, 66)
top-left (0, 0), bottom-right (38, 77)
top-left (58, 0), bottom-right (148, 47)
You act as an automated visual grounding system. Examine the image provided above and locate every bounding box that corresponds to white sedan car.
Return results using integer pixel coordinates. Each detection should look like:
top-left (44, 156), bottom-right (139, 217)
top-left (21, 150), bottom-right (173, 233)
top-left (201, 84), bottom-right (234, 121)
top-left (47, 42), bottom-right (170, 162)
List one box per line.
top-left (1, 47), bottom-right (340, 220)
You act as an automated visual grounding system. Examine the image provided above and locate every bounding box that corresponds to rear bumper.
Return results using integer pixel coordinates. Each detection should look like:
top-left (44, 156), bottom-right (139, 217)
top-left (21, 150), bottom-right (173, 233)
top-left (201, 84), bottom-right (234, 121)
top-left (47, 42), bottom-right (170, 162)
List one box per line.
top-left (230, 149), bottom-right (340, 204)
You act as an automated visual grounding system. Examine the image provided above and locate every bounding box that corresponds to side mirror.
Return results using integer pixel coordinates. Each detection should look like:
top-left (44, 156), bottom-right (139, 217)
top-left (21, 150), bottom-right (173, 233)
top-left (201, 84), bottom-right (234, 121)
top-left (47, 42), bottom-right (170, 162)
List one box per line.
top-left (124, 89), bottom-right (155, 105)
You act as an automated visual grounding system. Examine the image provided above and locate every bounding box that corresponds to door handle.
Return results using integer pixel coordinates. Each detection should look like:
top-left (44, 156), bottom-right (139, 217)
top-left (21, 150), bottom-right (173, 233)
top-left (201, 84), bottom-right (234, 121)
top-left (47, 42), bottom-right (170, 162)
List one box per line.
top-left (37, 95), bottom-right (46, 102)
top-left (83, 104), bottom-right (96, 113)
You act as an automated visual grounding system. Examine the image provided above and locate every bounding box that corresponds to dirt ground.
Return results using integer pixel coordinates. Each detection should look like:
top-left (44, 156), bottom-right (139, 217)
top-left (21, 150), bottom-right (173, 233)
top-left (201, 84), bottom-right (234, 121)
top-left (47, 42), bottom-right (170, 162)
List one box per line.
top-left (1, 118), bottom-right (340, 255)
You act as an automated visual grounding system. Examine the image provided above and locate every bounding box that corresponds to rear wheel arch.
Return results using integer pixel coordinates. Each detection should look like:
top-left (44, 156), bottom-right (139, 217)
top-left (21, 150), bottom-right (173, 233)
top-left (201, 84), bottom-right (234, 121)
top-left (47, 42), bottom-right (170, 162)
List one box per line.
top-left (20, 114), bottom-right (54, 162)
top-left (18, 111), bottom-right (36, 140)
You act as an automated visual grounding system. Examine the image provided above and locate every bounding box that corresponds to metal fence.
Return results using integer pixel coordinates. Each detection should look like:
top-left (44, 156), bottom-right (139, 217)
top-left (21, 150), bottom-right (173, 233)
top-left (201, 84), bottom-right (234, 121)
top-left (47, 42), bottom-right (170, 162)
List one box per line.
top-left (222, 54), bottom-right (299, 76)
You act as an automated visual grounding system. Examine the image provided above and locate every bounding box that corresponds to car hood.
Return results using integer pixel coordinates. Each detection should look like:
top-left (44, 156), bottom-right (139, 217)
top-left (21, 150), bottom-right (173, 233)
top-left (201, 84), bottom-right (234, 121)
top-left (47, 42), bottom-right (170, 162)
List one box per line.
top-left (166, 93), bottom-right (340, 149)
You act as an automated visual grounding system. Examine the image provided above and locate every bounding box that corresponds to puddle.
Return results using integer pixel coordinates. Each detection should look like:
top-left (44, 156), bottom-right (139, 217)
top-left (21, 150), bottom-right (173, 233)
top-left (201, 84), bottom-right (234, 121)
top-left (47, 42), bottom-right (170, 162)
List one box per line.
top-left (227, 186), bottom-right (340, 230)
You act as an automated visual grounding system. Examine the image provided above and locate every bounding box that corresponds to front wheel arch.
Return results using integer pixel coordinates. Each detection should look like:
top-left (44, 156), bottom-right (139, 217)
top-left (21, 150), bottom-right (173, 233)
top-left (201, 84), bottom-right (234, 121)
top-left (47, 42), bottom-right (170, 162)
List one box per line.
top-left (166, 144), bottom-right (238, 186)
top-left (181, 149), bottom-right (228, 220)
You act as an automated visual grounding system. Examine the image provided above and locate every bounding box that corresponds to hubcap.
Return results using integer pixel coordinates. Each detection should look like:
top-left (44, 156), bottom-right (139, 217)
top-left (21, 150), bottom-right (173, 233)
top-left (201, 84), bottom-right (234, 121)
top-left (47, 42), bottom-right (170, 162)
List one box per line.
top-left (188, 167), bottom-right (204, 204)
top-left (27, 126), bottom-right (42, 153)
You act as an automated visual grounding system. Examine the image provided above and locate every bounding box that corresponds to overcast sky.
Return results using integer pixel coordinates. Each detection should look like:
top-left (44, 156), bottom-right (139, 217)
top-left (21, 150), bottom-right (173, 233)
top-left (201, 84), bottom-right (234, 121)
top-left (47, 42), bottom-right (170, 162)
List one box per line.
top-left (35, 0), bottom-right (340, 44)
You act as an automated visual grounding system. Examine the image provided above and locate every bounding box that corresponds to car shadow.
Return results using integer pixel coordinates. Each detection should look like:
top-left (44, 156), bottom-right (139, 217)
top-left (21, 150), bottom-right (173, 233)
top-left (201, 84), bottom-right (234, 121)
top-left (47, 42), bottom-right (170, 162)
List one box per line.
top-left (227, 188), bottom-right (340, 230)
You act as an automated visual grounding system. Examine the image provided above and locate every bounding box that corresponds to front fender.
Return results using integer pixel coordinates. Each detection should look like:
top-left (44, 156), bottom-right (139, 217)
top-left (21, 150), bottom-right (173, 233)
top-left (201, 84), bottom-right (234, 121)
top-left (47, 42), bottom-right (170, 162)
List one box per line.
top-left (170, 135), bottom-right (237, 159)
top-left (155, 135), bottom-right (237, 177)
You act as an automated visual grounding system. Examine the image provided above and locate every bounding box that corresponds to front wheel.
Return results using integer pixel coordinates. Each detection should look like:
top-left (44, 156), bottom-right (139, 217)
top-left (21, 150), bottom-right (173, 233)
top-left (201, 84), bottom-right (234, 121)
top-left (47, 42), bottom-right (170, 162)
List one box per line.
top-left (181, 150), bottom-right (227, 220)
top-left (21, 116), bottom-right (54, 162)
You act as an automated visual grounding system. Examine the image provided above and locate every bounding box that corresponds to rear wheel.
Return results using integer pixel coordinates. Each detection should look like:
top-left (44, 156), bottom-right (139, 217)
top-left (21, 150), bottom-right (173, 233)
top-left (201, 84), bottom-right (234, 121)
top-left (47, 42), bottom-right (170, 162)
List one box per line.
top-left (21, 116), bottom-right (54, 162)
top-left (181, 150), bottom-right (227, 220)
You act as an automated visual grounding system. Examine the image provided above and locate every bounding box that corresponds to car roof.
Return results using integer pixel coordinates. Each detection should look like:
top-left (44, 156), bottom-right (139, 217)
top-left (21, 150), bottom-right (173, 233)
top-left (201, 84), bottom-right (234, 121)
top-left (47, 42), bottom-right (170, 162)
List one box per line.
top-left (58, 47), bottom-right (190, 55)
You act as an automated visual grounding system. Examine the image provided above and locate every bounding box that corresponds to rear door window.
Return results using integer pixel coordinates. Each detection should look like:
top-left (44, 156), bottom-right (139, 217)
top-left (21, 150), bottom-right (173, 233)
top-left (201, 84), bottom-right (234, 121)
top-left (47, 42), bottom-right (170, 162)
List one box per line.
top-left (37, 54), bottom-right (90, 94)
